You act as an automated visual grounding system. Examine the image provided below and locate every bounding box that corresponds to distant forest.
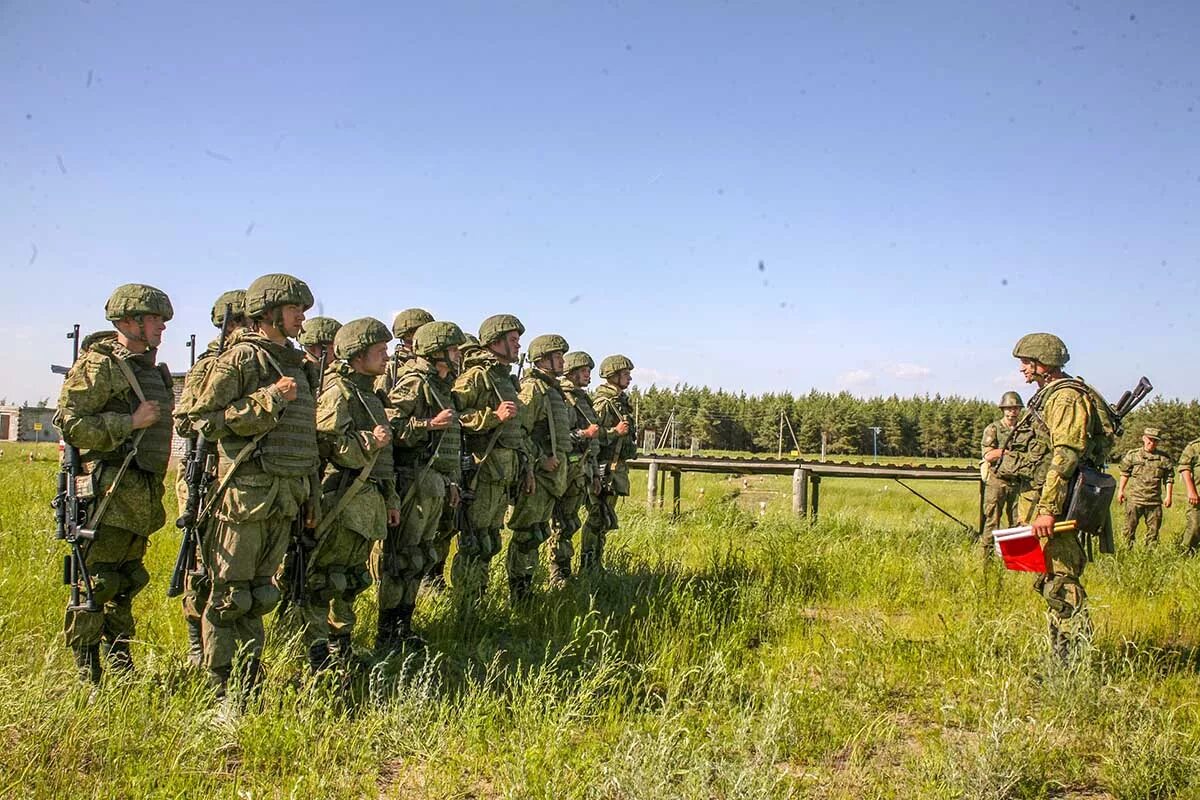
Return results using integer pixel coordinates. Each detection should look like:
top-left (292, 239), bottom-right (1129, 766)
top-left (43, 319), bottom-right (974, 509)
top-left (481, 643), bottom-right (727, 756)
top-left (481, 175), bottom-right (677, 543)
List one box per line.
top-left (628, 385), bottom-right (1200, 461)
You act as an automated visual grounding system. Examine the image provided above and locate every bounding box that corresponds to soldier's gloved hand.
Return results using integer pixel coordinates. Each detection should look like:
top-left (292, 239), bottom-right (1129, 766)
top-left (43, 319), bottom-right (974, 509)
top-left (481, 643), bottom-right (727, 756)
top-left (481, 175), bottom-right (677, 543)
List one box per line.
top-left (371, 424), bottom-right (391, 449)
top-left (495, 401), bottom-right (518, 422)
top-left (615, 420), bottom-right (630, 436)
top-left (131, 400), bottom-right (161, 430)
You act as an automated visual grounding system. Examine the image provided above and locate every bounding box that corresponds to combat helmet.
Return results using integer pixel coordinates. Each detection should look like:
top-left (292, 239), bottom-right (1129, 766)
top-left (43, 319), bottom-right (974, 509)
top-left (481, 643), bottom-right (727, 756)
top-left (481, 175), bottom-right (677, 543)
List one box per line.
top-left (298, 316), bottom-right (342, 347)
top-left (244, 273), bottom-right (314, 318)
top-left (413, 321), bottom-right (466, 357)
top-left (334, 317), bottom-right (392, 361)
top-left (528, 334), bottom-right (569, 361)
top-left (563, 351), bottom-right (595, 373)
top-left (478, 314), bottom-right (525, 345)
top-left (210, 289), bottom-right (246, 328)
top-left (459, 333), bottom-right (481, 354)
top-left (105, 284), bottom-right (174, 322)
top-left (392, 308), bottom-right (434, 339)
top-left (599, 354), bottom-right (635, 379)
top-left (998, 391), bottom-right (1024, 409)
top-left (1012, 333), bottom-right (1069, 368)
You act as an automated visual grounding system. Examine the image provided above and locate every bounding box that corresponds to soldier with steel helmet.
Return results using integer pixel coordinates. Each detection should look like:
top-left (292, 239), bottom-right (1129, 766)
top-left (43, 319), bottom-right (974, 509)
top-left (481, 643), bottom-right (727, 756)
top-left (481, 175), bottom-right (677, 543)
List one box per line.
top-left (299, 317), bottom-right (399, 673)
top-left (450, 314), bottom-right (528, 597)
top-left (55, 283), bottom-right (176, 683)
top-left (172, 288), bottom-right (248, 666)
top-left (504, 333), bottom-right (573, 600)
top-left (979, 390), bottom-right (1024, 558)
top-left (187, 273), bottom-right (320, 700)
top-left (582, 354), bottom-right (637, 571)
top-left (298, 316), bottom-right (342, 368)
top-left (998, 332), bottom-right (1114, 663)
top-left (379, 320), bottom-right (465, 647)
top-left (378, 308), bottom-right (435, 394)
top-left (1117, 427), bottom-right (1174, 548)
top-left (547, 351), bottom-right (602, 586)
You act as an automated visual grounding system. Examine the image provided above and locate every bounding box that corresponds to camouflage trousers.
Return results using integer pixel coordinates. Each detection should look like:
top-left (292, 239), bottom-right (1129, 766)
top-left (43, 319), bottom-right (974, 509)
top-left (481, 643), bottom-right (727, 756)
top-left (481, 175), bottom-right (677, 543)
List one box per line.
top-left (63, 524), bottom-right (150, 649)
top-left (202, 514), bottom-right (293, 673)
top-left (452, 452), bottom-right (517, 595)
top-left (1182, 505), bottom-right (1200, 553)
top-left (1123, 503), bottom-right (1163, 547)
top-left (581, 492), bottom-right (619, 571)
top-left (298, 521), bottom-right (374, 648)
top-left (377, 468), bottom-right (445, 611)
top-left (548, 476), bottom-right (588, 581)
top-left (506, 472), bottom-right (561, 589)
top-left (1019, 491), bottom-right (1090, 653)
top-left (981, 478), bottom-right (1018, 558)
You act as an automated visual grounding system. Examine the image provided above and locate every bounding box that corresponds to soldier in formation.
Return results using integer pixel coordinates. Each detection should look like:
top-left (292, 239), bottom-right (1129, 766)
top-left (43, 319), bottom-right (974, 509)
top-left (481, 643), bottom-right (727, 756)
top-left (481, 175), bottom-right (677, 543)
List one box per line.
top-left (1117, 427), bottom-right (1174, 548)
top-left (298, 316), bottom-right (342, 369)
top-left (584, 355), bottom-right (636, 571)
top-left (548, 352), bottom-right (602, 586)
top-left (979, 391), bottom-right (1023, 557)
top-left (379, 308), bottom-right (434, 394)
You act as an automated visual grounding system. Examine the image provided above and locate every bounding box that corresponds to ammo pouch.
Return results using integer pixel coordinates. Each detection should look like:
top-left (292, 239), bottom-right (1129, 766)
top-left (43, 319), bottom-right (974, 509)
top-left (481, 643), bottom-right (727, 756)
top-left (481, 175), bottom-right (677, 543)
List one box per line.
top-left (1065, 465), bottom-right (1116, 557)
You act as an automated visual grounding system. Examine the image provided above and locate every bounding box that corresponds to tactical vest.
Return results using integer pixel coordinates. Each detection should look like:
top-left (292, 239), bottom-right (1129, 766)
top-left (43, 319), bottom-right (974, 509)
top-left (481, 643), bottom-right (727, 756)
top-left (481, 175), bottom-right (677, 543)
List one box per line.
top-left (594, 385), bottom-right (637, 464)
top-left (995, 377), bottom-right (1110, 489)
top-left (561, 378), bottom-right (601, 458)
top-left (526, 370), bottom-right (572, 459)
top-left (393, 364), bottom-right (461, 477)
top-left (463, 359), bottom-right (525, 453)
top-left (333, 366), bottom-right (395, 483)
top-left (245, 339), bottom-right (319, 477)
top-left (123, 352), bottom-right (175, 474)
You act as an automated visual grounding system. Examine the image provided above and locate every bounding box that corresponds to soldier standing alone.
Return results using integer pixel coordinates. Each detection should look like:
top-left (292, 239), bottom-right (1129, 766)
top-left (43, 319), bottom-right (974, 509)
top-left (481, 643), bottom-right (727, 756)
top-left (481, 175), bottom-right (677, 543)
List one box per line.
top-left (1117, 428), bottom-right (1173, 548)
top-left (980, 391), bottom-right (1024, 557)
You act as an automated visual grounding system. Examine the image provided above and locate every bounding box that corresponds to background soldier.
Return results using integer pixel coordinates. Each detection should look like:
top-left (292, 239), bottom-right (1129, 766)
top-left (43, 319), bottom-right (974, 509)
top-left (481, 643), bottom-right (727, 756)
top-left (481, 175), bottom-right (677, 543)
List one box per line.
top-left (303, 318), bottom-right (398, 673)
top-left (379, 307), bottom-right (434, 394)
top-left (55, 284), bottom-right (175, 683)
top-left (548, 351), bottom-right (602, 586)
top-left (187, 273), bottom-right (319, 700)
top-left (1117, 427), bottom-right (1173, 548)
top-left (298, 316), bottom-right (342, 366)
top-left (380, 321), bottom-right (464, 649)
top-left (1178, 436), bottom-right (1200, 554)
top-left (1002, 333), bottom-right (1112, 663)
top-left (506, 334), bottom-right (572, 601)
top-left (583, 355), bottom-right (636, 571)
top-left (172, 289), bottom-right (247, 666)
top-left (980, 391), bottom-right (1023, 557)
top-left (451, 314), bottom-right (526, 598)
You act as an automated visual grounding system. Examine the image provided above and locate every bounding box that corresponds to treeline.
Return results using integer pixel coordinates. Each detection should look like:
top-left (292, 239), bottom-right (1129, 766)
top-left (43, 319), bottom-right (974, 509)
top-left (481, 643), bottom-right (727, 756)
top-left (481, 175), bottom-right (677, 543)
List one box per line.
top-left (629, 385), bottom-right (1200, 461)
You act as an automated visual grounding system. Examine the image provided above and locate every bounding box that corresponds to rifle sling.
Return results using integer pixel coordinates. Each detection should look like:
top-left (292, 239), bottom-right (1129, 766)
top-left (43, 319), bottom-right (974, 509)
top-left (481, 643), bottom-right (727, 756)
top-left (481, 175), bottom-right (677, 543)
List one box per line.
top-left (87, 356), bottom-right (153, 531)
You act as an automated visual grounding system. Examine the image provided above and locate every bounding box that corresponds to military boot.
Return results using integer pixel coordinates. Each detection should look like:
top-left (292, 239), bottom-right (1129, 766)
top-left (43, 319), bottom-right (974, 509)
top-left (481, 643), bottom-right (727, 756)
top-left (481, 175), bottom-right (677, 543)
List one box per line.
top-left (548, 560), bottom-right (572, 588)
top-left (508, 575), bottom-right (534, 603)
top-left (105, 636), bottom-right (134, 674)
top-left (73, 644), bottom-right (102, 685)
top-left (209, 665), bottom-right (232, 701)
top-left (423, 559), bottom-right (448, 591)
top-left (375, 607), bottom-right (402, 655)
top-left (397, 603), bottom-right (426, 649)
top-left (328, 633), bottom-right (363, 669)
top-left (185, 618), bottom-right (205, 667)
top-left (307, 640), bottom-right (331, 673)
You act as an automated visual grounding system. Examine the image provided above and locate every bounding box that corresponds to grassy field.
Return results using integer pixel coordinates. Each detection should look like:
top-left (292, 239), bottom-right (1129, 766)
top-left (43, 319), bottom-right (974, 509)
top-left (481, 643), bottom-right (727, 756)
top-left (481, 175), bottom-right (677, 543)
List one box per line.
top-left (1, 441), bottom-right (1199, 799)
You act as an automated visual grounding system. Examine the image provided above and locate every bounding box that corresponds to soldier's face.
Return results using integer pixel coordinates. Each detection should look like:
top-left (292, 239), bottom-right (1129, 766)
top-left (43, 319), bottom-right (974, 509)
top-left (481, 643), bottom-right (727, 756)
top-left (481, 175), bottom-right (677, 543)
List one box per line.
top-left (573, 366), bottom-right (592, 386)
top-left (547, 352), bottom-right (565, 376)
top-left (1003, 407), bottom-right (1019, 425)
top-left (1144, 436), bottom-right (1158, 452)
top-left (614, 369), bottom-right (632, 390)
top-left (279, 304), bottom-right (306, 338)
top-left (492, 330), bottom-right (521, 364)
top-left (355, 341), bottom-right (390, 376)
top-left (140, 314), bottom-right (167, 348)
top-left (445, 345), bottom-right (461, 369)
top-left (1018, 358), bottom-right (1041, 384)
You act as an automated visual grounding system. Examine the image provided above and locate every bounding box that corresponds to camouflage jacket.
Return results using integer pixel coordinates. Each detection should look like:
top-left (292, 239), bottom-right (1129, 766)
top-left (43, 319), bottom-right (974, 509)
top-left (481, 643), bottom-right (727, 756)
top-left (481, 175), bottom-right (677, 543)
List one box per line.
top-left (1119, 447), bottom-right (1174, 505)
top-left (452, 349), bottom-right (527, 457)
top-left (387, 357), bottom-right (461, 482)
top-left (55, 331), bottom-right (174, 534)
top-left (1178, 439), bottom-right (1200, 477)
top-left (593, 382), bottom-right (636, 495)
top-left (561, 376), bottom-right (602, 484)
top-left (518, 367), bottom-right (572, 497)
top-left (980, 418), bottom-right (1016, 483)
top-left (173, 336), bottom-right (221, 438)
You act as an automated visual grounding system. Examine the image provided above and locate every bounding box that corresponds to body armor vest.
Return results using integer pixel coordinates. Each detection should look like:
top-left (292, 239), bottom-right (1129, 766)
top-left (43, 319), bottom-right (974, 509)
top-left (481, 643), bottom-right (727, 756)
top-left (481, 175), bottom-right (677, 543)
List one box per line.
top-left (125, 352), bottom-right (175, 474)
top-left (526, 370), bottom-right (572, 459)
top-left (462, 357), bottom-right (525, 453)
top-left (334, 366), bottom-right (395, 482)
top-left (594, 384), bottom-right (637, 464)
top-left (232, 338), bottom-right (319, 477)
top-left (395, 363), bottom-right (461, 476)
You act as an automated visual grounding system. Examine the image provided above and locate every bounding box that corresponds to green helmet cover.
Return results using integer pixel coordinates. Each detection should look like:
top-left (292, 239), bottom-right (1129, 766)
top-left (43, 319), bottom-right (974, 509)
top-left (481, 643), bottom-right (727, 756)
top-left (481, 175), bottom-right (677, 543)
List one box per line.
top-left (105, 283), bottom-right (174, 322)
top-left (478, 314), bottom-right (525, 345)
top-left (210, 289), bottom-right (247, 328)
top-left (563, 351), bottom-right (595, 373)
top-left (998, 391), bottom-right (1024, 409)
top-left (392, 307), bottom-right (435, 339)
top-left (413, 320), bottom-right (466, 357)
top-left (334, 317), bottom-right (392, 361)
top-left (1012, 333), bottom-right (1069, 368)
top-left (599, 354), bottom-right (635, 379)
top-left (298, 316), bottom-right (343, 346)
top-left (528, 334), bottom-right (569, 361)
top-left (244, 273), bottom-right (314, 318)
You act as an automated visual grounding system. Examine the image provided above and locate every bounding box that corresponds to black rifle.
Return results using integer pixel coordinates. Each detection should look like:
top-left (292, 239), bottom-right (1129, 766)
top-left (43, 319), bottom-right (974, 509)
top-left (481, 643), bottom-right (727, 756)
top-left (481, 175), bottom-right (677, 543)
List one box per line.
top-left (51, 325), bottom-right (99, 612)
top-left (453, 449), bottom-right (480, 553)
top-left (168, 310), bottom-right (231, 597)
top-left (1110, 376), bottom-right (1154, 434)
top-left (280, 345), bottom-right (329, 610)
top-left (593, 463), bottom-right (619, 532)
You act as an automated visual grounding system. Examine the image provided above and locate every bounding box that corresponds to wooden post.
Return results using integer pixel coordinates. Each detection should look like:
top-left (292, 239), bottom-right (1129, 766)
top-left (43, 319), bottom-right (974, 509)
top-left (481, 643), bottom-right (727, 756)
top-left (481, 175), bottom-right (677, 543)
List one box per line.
top-left (810, 475), bottom-right (821, 520)
top-left (671, 470), bottom-right (681, 519)
top-left (977, 478), bottom-right (986, 540)
top-left (646, 460), bottom-right (658, 510)
top-left (798, 467), bottom-right (809, 518)
top-left (792, 467), bottom-right (803, 517)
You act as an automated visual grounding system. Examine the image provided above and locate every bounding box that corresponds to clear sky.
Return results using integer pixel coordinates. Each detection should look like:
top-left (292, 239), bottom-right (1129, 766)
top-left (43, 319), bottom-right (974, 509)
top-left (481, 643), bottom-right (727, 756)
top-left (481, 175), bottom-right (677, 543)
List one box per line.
top-left (3, 1), bottom-right (1197, 406)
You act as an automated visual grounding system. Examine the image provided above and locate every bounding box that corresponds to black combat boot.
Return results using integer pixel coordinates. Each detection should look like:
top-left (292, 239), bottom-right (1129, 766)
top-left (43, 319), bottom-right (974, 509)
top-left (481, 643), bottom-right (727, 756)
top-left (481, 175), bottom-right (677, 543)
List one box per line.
top-left (328, 633), bottom-right (362, 669)
top-left (105, 636), bottom-right (135, 674)
top-left (423, 559), bottom-right (448, 591)
top-left (73, 644), bottom-right (102, 685)
top-left (209, 665), bottom-right (232, 701)
top-left (186, 619), bottom-right (205, 667)
top-left (548, 560), bottom-right (572, 587)
top-left (375, 608), bottom-right (401, 655)
top-left (307, 640), bottom-right (331, 673)
top-left (508, 575), bottom-right (534, 603)
top-left (397, 603), bottom-right (426, 648)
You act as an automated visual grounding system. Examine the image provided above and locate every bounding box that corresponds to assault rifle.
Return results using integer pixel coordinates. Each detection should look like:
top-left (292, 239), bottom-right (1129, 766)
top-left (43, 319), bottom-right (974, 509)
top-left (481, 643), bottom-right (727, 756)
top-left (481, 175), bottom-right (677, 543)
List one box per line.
top-left (592, 463), bottom-right (619, 532)
top-left (51, 325), bottom-right (99, 612)
top-left (1110, 377), bottom-right (1154, 434)
top-left (168, 308), bottom-right (231, 597)
top-left (454, 450), bottom-right (479, 553)
top-left (280, 344), bottom-right (329, 610)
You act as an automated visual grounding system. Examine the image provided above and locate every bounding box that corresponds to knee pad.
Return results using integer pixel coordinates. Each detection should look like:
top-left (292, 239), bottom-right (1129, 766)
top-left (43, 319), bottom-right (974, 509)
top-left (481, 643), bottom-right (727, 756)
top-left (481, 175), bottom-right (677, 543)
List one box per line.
top-left (89, 564), bottom-right (124, 606)
top-left (212, 582), bottom-right (253, 623)
top-left (122, 560), bottom-right (151, 597)
top-left (249, 579), bottom-right (281, 617)
top-left (346, 567), bottom-right (372, 598)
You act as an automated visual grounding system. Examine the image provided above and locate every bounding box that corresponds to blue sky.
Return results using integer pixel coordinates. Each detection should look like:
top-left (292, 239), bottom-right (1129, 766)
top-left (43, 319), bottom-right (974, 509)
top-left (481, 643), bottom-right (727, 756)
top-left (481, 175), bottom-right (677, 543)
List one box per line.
top-left (3, 1), bottom-right (1198, 406)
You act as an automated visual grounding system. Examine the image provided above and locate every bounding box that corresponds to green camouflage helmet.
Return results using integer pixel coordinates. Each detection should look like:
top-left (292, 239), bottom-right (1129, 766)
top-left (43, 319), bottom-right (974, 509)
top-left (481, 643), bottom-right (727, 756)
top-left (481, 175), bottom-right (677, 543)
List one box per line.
top-left (478, 313), bottom-right (525, 345)
top-left (563, 351), bottom-right (595, 373)
top-left (210, 289), bottom-right (246, 327)
top-left (460, 333), bottom-right (481, 352)
top-left (104, 283), bottom-right (174, 322)
top-left (244, 273), bottom-right (314, 318)
top-left (392, 307), bottom-right (435, 339)
top-left (599, 354), bottom-right (635, 379)
top-left (413, 320), bottom-right (466, 357)
top-left (298, 316), bottom-right (342, 346)
top-left (334, 317), bottom-right (392, 361)
top-left (1012, 333), bottom-right (1069, 368)
top-left (998, 391), bottom-right (1024, 409)
top-left (528, 334), bottom-right (569, 361)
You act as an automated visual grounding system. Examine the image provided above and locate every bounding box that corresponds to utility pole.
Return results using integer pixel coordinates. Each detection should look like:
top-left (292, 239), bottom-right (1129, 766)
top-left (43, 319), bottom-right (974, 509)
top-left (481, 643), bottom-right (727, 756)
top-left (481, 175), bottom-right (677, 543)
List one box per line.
top-left (870, 426), bottom-right (882, 463)
top-left (777, 411), bottom-right (784, 459)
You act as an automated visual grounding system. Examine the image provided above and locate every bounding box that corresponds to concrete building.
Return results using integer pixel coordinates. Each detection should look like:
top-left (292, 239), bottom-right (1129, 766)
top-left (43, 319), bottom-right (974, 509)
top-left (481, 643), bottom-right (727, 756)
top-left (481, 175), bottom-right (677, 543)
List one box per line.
top-left (0, 405), bottom-right (59, 442)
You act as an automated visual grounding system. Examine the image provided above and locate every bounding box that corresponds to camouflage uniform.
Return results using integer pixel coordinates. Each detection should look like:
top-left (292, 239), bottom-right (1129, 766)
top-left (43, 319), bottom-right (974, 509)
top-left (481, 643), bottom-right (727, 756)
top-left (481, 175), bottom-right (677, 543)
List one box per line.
top-left (1119, 443), bottom-right (1173, 547)
top-left (380, 321), bottom-right (464, 648)
top-left (506, 335), bottom-right (572, 599)
top-left (548, 352), bottom-right (602, 584)
top-left (583, 356), bottom-right (637, 570)
top-left (451, 316), bottom-right (528, 596)
top-left (187, 274), bottom-right (319, 693)
top-left (1178, 438), bottom-right (1200, 553)
top-left (302, 319), bottom-right (398, 671)
top-left (55, 284), bottom-right (175, 681)
top-left (378, 308), bottom-right (434, 395)
top-left (980, 417), bottom-right (1019, 556)
top-left (172, 289), bottom-right (245, 666)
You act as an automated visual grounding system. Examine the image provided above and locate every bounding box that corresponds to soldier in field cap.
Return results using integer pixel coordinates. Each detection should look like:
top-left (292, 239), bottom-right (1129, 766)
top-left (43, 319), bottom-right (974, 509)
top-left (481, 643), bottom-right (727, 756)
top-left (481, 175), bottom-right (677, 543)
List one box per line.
top-left (1117, 427), bottom-right (1173, 548)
